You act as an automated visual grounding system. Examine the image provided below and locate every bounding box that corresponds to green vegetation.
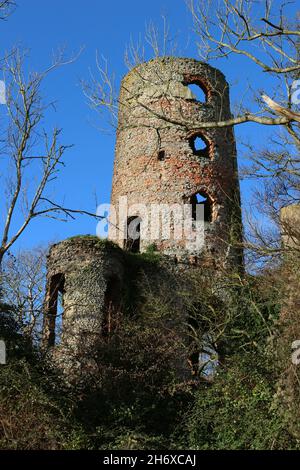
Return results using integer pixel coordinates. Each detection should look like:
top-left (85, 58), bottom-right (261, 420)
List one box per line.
top-left (1, 263), bottom-right (300, 450)
top-left (0, 307), bottom-right (88, 449)
top-left (66, 235), bottom-right (120, 250)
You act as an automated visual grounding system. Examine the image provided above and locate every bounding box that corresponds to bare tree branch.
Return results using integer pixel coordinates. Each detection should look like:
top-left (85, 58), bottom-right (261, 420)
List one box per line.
top-left (0, 0), bottom-right (15, 20)
top-left (262, 94), bottom-right (300, 122)
top-left (0, 48), bottom-right (84, 267)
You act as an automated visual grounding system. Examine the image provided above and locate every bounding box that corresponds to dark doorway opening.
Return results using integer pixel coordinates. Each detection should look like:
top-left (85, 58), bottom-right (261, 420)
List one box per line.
top-left (124, 216), bottom-right (141, 253)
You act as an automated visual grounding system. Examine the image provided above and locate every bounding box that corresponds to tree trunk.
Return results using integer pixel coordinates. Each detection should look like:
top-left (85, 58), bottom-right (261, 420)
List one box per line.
top-left (0, 248), bottom-right (5, 270)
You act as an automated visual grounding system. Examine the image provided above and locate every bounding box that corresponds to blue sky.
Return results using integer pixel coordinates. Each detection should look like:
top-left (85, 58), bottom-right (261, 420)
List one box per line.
top-left (0, 0), bottom-right (292, 251)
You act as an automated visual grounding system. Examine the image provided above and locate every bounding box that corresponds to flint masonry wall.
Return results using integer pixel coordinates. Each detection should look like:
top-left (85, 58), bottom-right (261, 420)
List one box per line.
top-left (43, 237), bottom-right (125, 359)
top-left (42, 236), bottom-right (192, 378)
top-left (109, 57), bottom-right (242, 267)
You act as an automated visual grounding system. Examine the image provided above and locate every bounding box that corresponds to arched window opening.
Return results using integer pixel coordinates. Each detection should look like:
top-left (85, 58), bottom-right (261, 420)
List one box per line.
top-left (124, 216), bottom-right (141, 253)
top-left (186, 83), bottom-right (206, 102)
top-left (183, 77), bottom-right (208, 103)
top-left (47, 273), bottom-right (65, 347)
top-left (102, 277), bottom-right (121, 338)
top-left (190, 192), bottom-right (212, 223)
top-left (189, 134), bottom-right (209, 158)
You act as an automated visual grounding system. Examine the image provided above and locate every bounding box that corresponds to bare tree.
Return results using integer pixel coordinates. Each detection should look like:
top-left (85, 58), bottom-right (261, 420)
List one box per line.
top-left (82, 15), bottom-right (180, 132)
top-left (84, 5), bottom-right (300, 130)
top-left (188, 0), bottom-right (300, 138)
top-left (188, 0), bottom-right (300, 258)
top-left (1, 246), bottom-right (47, 339)
top-left (0, 48), bottom-right (103, 268)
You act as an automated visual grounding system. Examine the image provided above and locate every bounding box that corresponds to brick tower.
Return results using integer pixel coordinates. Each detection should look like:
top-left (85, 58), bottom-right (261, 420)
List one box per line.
top-left (108, 57), bottom-right (242, 267)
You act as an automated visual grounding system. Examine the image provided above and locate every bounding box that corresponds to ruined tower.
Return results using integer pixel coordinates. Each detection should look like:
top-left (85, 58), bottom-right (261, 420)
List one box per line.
top-left (43, 57), bottom-right (242, 368)
top-left (109, 57), bottom-right (242, 266)
top-left (42, 237), bottom-right (125, 365)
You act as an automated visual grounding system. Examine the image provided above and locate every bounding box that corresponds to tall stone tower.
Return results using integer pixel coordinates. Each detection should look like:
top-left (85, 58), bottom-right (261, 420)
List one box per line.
top-left (109, 57), bottom-right (242, 267)
top-left (43, 57), bottom-right (242, 374)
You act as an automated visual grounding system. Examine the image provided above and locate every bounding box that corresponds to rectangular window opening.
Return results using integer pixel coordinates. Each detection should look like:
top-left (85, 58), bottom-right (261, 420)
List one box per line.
top-left (158, 150), bottom-right (165, 161)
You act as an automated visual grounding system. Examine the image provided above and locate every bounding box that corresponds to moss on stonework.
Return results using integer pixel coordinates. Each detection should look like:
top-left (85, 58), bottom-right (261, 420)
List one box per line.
top-left (67, 234), bottom-right (99, 241)
top-left (65, 235), bottom-right (120, 250)
top-left (126, 251), bottom-right (161, 265)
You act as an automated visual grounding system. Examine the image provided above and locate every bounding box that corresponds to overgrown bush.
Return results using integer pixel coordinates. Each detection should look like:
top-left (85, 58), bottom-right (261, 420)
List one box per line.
top-left (0, 311), bottom-right (88, 450)
top-left (185, 270), bottom-right (300, 449)
top-left (71, 311), bottom-right (192, 450)
top-left (1, 259), bottom-right (300, 450)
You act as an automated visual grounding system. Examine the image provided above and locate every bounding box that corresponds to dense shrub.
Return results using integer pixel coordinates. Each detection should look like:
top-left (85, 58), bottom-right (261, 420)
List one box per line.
top-left (0, 310), bottom-right (87, 450)
top-left (1, 263), bottom-right (300, 450)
